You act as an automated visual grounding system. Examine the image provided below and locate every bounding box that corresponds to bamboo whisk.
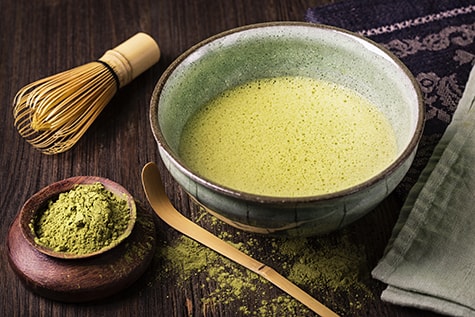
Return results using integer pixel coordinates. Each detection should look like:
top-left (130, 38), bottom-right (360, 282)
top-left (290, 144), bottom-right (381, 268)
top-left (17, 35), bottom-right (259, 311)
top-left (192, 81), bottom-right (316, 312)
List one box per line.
top-left (13, 32), bottom-right (160, 154)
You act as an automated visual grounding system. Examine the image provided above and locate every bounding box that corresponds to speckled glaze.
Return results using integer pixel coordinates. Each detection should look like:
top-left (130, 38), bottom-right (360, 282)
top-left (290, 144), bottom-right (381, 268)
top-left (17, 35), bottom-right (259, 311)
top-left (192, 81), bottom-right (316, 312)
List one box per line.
top-left (150, 22), bottom-right (424, 236)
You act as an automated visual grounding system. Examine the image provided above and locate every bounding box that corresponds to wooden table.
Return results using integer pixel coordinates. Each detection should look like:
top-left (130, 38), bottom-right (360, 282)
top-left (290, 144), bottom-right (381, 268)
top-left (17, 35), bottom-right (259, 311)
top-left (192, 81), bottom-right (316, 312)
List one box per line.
top-left (0, 0), bottom-right (443, 316)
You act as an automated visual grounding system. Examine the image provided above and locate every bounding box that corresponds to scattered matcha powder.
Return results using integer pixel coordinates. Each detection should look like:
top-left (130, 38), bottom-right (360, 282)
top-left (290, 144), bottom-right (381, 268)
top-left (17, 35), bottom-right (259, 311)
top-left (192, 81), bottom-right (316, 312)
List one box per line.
top-left (155, 209), bottom-right (374, 316)
top-left (31, 182), bottom-right (130, 254)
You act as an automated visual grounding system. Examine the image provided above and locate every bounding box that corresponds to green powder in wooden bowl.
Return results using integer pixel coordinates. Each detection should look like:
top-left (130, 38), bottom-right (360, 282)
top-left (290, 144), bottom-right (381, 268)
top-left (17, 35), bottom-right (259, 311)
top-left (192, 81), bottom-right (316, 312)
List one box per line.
top-left (29, 182), bottom-right (133, 257)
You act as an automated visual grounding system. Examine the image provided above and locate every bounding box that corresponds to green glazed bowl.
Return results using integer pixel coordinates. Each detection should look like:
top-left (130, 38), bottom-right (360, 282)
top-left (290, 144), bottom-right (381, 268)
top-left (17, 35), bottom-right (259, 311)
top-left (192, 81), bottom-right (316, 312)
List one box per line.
top-left (150, 22), bottom-right (424, 236)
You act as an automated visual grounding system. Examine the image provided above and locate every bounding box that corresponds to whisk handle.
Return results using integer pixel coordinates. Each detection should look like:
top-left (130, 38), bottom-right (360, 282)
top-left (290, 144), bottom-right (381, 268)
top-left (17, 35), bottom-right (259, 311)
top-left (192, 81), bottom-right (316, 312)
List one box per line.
top-left (99, 32), bottom-right (160, 88)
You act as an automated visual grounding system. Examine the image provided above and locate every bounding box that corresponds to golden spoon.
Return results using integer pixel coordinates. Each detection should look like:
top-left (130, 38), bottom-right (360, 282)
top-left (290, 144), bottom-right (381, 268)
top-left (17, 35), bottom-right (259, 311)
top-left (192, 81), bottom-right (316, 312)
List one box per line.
top-left (141, 162), bottom-right (339, 317)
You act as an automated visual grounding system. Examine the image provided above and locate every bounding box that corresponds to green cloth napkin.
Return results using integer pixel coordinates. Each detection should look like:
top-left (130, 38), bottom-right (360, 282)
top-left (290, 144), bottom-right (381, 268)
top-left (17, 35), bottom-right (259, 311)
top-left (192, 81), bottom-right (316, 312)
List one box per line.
top-left (372, 65), bottom-right (475, 317)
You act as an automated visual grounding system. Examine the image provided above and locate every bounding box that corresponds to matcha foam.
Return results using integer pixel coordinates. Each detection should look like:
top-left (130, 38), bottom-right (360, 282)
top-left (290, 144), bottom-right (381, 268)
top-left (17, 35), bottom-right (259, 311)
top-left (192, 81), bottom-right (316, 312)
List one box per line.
top-left (179, 76), bottom-right (397, 197)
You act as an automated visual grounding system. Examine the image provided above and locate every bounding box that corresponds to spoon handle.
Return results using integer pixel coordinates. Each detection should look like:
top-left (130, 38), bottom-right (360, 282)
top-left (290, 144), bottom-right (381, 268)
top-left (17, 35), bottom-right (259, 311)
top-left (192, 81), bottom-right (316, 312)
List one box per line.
top-left (141, 162), bottom-right (339, 317)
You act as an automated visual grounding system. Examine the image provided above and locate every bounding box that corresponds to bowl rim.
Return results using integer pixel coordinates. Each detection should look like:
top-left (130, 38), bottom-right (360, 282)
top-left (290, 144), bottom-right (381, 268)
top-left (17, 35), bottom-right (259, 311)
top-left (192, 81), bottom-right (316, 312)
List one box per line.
top-left (150, 21), bottom-right (425, 204)
top-left (19, 176), bottom-right (137, 259)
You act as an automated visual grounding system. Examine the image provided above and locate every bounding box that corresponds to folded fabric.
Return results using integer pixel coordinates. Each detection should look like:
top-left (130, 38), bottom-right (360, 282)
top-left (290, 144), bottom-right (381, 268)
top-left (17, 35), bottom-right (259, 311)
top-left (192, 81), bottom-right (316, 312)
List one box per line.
top-left (371, 65), bottom-right (475, 316)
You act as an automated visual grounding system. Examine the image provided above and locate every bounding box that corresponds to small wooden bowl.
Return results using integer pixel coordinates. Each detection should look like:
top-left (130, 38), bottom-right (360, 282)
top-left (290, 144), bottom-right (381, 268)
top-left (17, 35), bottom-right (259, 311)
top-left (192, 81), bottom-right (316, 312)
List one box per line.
top-left (19, 176), bottom-right (137, 259)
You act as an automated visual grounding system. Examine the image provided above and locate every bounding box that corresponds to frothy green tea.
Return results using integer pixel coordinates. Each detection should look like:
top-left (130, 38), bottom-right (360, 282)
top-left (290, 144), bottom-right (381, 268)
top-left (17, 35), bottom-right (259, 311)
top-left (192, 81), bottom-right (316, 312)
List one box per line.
top-left (179, 76), bottom-right (397, 197)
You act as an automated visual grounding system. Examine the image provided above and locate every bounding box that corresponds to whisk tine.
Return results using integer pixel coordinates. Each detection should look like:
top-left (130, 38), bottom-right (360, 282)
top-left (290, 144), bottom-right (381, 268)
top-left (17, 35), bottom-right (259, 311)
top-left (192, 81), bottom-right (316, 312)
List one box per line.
top-left (12, 33), bottom-right (160, 154)
top-left (33, 64), bottom-right (115, 131)
top-left (14, 63), bottom-right (116, 153)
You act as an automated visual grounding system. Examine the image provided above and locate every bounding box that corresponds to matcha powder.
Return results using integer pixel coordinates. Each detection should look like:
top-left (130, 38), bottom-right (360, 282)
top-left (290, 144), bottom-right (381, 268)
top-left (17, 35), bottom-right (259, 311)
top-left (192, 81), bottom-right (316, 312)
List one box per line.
top-left (32, 182), bottom-right (130, 255)
top-left (155, 211), bottom-right (374, 316)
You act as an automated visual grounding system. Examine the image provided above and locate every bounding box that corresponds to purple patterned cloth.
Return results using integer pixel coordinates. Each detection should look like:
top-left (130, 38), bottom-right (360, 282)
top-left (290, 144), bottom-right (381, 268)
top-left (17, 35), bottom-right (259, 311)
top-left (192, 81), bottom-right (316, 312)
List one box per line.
top-left (306, 0), bottom-right (475, 198)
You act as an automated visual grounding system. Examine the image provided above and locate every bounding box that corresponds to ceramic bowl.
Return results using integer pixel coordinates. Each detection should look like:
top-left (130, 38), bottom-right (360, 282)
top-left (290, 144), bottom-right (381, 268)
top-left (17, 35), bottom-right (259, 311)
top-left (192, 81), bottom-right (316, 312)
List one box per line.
top-left (150, 22), bottom-right (424, 236)
top-left (20, 176), bottom-right (137, 259)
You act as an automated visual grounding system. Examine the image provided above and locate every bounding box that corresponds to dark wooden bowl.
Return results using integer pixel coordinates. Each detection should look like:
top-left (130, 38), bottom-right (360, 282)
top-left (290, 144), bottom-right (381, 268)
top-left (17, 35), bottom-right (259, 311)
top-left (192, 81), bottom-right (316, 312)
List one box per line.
top-left (18, 176), bottom-right (137, 259)
top-left (7, 177), bottom-right (156, 302)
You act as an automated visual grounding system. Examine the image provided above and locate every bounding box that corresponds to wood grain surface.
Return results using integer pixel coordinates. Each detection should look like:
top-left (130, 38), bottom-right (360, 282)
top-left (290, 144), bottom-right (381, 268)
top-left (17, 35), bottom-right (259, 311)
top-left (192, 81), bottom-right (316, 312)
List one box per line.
top-left (0, 0), bottom-right (443, 316)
